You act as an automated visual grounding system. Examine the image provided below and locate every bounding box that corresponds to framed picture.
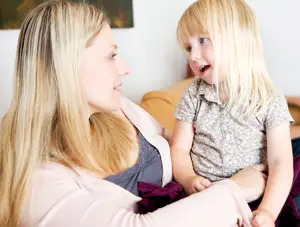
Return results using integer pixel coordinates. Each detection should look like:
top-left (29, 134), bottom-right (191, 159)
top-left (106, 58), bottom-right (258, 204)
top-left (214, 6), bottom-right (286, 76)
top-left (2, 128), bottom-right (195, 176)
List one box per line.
top-left (90, 0), bottom-right (134, 28)
top-left (0, 0), bottom-right (134, 29)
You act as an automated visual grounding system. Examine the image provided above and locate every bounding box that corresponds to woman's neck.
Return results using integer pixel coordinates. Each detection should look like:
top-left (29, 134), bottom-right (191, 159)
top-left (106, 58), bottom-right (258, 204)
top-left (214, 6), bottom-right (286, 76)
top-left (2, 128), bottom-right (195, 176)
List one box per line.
top-left (113, 109), bottom-right (138, 137)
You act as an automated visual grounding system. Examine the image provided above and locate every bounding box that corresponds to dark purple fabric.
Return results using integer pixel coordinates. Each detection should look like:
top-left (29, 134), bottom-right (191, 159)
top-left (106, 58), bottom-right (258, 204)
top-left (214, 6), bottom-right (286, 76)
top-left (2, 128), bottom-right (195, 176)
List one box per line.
top-left (136, 155), bottom-right (300, 226)
top-left (136, 181), bottom-right (187, 214)
top-left (277, 155), bottom-right (300, 227)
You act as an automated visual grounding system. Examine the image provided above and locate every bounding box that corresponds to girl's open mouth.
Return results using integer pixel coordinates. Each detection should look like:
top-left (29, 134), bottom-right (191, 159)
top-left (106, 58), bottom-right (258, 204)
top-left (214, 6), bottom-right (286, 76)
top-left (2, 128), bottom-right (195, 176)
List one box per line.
top-left (200, 65), bottom-right (211, 73)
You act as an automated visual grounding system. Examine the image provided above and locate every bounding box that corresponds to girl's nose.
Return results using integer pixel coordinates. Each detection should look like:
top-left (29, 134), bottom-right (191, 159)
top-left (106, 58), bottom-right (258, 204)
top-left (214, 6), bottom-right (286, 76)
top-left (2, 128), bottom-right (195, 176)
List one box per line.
top-left (190, 49), bottom-right (202, 62)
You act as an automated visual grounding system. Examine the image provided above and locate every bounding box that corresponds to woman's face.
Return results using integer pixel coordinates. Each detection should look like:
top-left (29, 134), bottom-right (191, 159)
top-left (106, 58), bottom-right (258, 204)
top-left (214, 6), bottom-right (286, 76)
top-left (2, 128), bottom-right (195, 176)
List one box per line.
top-left (81, 24), bottom-right (130, 114)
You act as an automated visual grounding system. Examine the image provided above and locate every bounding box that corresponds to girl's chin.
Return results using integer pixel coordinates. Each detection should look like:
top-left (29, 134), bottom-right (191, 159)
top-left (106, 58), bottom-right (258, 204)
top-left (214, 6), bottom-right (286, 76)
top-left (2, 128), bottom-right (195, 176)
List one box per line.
top-left (194, 74), bottom-right (214, 85)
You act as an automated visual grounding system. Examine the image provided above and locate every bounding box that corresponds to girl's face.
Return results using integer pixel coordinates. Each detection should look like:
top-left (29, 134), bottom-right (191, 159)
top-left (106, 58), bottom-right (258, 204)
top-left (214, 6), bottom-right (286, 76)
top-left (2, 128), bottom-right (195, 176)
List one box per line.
top-left (81, 24), bottom-right (130, 114)
top-left (185, 35), bottom-right (224, 84)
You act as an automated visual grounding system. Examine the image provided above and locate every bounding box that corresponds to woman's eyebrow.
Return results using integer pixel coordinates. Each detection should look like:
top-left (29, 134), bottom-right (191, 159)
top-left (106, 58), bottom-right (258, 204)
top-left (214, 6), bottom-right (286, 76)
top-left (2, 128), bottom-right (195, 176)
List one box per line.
top-left (111, 44), bottom-right (118, 50)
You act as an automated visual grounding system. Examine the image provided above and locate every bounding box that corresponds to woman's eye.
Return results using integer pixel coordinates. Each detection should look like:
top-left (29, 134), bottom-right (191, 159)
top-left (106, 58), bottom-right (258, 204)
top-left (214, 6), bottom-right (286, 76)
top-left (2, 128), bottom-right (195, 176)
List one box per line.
top-left (199, 37), bottom-right (208, 44)
top-left (185, 46), bottom-right (192, 52)
top-left (110, 52), bottom-right (118, 60)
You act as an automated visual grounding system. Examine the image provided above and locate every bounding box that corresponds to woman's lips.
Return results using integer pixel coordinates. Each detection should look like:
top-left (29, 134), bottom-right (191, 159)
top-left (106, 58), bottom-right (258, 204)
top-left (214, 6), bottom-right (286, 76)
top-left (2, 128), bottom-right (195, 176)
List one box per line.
top-left (114, 83), bottom-right (123, 92)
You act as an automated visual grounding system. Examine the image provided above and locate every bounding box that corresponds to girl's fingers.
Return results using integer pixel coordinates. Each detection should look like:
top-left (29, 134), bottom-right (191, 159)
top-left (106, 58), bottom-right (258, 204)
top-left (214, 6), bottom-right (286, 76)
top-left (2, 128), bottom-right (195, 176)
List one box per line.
top-left (252, 164), bottom-right (267, 172)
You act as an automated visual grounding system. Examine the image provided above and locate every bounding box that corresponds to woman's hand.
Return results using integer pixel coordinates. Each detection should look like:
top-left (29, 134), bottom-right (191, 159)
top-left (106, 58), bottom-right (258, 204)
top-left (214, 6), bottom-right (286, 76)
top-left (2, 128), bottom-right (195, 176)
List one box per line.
top-left (230, 164), bottom-right (267, 203)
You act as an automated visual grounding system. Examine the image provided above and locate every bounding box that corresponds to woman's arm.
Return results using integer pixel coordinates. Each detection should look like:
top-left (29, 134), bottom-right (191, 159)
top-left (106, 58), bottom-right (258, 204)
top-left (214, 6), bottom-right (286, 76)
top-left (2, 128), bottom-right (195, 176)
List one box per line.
top-left (257, 123), bottom-right (293, 220)
top-left (24, 169), bottom-right (255, 227)
top-left (24, 162), bottom-right (268, 227)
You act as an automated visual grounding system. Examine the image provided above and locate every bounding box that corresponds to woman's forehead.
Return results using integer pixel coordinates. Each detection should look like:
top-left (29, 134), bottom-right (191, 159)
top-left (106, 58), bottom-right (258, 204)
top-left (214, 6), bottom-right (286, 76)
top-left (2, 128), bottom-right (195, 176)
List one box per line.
top-left (87, 24), bottom-right (115, 48)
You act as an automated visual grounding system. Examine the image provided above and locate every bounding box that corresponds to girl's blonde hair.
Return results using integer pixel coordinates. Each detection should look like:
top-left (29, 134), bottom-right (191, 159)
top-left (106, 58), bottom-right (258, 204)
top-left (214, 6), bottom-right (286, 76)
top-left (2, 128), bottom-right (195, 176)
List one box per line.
top-left (177, 0), bottom-right (278, 118)
top-left (0, 1), bottom-right (137, 226)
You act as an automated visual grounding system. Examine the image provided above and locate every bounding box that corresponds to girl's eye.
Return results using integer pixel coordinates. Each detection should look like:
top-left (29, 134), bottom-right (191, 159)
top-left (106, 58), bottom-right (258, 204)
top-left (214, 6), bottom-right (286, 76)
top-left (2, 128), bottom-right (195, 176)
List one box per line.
top-left (185, 46), bottom-right (192, 52)
top-left (199, 37), bottom-right (209, 44)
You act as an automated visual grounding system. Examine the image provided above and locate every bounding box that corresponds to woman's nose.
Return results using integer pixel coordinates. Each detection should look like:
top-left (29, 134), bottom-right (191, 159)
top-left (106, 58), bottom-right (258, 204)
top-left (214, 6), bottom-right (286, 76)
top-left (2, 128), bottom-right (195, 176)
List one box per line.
top-left (118, 57), bottom-right (131, 76)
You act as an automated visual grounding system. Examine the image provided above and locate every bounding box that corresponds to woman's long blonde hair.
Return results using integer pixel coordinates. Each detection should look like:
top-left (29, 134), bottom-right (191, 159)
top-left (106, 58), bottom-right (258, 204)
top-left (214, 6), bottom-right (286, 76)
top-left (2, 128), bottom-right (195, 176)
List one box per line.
top-left (177, 0), bottom-right (278, 118)
top-left (0, 1), bottom-right (137, 226)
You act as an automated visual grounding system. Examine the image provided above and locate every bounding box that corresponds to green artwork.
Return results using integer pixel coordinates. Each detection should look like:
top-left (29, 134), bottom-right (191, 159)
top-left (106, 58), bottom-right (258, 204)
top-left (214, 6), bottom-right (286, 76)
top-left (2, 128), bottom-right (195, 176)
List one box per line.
top-left (0, 0), bottom-right (134, 29)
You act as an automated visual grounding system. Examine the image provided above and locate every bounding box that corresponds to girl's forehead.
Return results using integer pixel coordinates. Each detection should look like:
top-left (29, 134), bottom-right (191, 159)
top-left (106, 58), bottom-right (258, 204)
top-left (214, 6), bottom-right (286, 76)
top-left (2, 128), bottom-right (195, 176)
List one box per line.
top-left (177, 12), bottom-right (211, 46)
top-left (180, 23), bottom-right (208, 37)
top-left (179, 31), bottom-right (209, 44)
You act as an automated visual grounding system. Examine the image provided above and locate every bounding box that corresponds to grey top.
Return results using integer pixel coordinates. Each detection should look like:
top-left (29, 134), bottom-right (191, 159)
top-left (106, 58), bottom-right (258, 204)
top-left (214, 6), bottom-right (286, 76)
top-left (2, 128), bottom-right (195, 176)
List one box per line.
top-left (175, 79), bottom-right (294, 182)
top-left (105, 130), bottom-right (163, 196)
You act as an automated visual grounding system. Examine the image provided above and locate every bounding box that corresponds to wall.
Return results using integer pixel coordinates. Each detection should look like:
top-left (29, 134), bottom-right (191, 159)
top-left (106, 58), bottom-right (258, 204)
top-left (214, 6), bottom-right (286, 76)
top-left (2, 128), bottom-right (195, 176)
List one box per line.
top-left (0, 0), bottom-right (299, 118)
top-left (247, 0), bottom-right (300, 96)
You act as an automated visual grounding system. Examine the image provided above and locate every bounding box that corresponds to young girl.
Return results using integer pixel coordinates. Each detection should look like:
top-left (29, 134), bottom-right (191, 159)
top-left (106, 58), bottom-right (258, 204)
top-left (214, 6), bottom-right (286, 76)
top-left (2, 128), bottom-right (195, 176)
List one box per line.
top-left (171, 0), bottom-right (294, 226)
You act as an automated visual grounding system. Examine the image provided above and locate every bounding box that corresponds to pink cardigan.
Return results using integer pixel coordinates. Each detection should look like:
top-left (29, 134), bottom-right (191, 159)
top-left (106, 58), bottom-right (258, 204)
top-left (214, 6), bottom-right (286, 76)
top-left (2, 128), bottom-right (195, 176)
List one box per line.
top-left (21, 97), bottom-right (253, 227)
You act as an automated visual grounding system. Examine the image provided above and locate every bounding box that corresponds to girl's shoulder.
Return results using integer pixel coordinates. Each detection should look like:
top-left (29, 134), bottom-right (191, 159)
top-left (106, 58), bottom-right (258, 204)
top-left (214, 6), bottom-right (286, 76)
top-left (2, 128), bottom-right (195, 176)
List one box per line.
top-left (262, 94), bottom-right (294, 129)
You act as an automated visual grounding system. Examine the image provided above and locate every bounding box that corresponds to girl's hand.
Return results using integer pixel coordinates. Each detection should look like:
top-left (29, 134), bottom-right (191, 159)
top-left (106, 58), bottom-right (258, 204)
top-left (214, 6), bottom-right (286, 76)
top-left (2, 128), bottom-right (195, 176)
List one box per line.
top-left (183, 175), bottom-right (211, 195)
top-left (230, 164), bottom-right (267, 203)
top-left (251, 209), bottom-right (275, 227)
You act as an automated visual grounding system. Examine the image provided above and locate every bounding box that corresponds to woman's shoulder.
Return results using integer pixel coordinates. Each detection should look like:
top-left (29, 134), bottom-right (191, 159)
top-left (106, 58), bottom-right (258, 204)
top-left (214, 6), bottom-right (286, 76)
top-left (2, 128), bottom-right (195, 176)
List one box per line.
top-left (33, 162), bottom-right (86, 187)
top-left (33, 162), bottom-right (80, 187)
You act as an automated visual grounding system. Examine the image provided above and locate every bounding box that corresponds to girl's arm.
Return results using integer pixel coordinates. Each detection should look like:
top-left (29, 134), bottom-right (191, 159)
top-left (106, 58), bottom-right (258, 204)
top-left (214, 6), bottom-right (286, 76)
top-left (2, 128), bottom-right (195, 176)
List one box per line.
top-left (257, 123), bottom-right (293, 220)
top-left (171, 119), bottom-right (203, 192)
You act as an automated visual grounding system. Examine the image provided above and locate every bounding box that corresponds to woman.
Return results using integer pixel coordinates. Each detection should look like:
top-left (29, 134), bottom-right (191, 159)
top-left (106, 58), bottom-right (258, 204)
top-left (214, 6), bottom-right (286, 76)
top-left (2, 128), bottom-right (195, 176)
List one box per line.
top-left (0, 1), bottom-right (267, 226)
